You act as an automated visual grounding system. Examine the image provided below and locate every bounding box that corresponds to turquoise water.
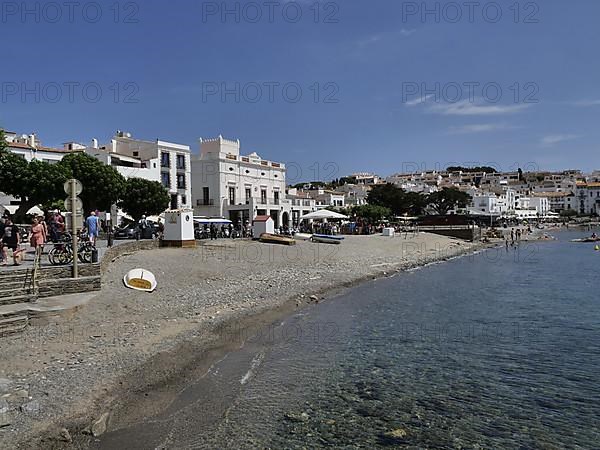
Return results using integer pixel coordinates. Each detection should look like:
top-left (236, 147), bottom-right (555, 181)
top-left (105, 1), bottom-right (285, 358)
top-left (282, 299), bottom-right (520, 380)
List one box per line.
top-left (96, 230), bottom-right (600, 449)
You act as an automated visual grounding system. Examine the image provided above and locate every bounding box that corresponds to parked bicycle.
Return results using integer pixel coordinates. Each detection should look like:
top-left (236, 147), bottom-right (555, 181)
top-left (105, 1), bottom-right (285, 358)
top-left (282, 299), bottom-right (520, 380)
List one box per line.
top-left (48, 233), bottom-right (95, 265)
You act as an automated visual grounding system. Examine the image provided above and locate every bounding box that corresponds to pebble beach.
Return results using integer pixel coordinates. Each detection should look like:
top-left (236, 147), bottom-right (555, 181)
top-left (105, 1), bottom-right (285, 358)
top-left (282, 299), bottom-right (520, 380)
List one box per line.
top-left (0, 233), bottom-right (482, 448)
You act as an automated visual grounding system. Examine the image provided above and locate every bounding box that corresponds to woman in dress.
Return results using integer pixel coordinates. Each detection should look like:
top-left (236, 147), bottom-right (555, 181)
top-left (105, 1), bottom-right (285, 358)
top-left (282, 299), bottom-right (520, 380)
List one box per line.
top-left (30, 217), bottom-right (46, 258)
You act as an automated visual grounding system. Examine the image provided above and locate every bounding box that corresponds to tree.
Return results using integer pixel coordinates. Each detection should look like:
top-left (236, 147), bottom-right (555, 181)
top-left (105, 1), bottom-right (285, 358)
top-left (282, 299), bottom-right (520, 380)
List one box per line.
top-left (426, 188), bottom-right (471, 215)
top-left (118, 178), bottom-right (170, 221)
top-left (446, 166), bottom-right (497, 174)
top-left (350, 204), bottom-right (391, 223)
top-left (59, 153), bottom-right (126, 212)
top-left (367, 184), bottom-right (427, 216)
top-left (0, 134), bottom-right (69, 218)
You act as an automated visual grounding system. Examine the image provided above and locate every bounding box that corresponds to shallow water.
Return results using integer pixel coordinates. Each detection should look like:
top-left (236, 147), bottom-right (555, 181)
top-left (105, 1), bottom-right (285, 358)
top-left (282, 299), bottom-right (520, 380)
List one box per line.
top-left (96, 230), bottom-right (600, 449)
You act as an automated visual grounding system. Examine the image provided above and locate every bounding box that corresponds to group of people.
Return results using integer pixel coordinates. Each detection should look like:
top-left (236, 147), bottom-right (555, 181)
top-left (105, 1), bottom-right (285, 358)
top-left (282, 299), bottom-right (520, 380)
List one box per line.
top-left (0, 213), bottom-right (48, 266)
top-left (0, 210), bottom-right (102, 267)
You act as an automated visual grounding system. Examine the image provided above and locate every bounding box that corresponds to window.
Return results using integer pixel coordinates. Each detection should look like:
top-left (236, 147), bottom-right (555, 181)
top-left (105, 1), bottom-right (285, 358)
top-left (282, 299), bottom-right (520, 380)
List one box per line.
top-left (181, 195), bottom-right (187, 205)
top-left (177, 174), bottom-right (186, 189)
top-left (274, 191), bottom-right (279, 205)
top-left (203, 187), bottom-right (210, 204)
top-left (161, 172), bottom-right (170, 187)
top-left (229, 187), bottom-right (236, 205)
top-left (245, 188), bottom-right (251, 204)
top-left (133, 151), bottom-right (139, 157)
top-left (176, 154), bottom-right (185, 170)
top-left (260, 189), bottom-right (267, 204)
top-left (170, 194), bottom-right (178, 210)
top-left (161, 152), bottom-right (170, 168)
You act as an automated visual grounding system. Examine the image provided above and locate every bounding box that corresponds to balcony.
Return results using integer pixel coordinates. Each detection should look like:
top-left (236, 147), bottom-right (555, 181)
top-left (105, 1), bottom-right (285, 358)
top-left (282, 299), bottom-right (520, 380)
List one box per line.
top-left (196, 199), bottom-right (215, 206)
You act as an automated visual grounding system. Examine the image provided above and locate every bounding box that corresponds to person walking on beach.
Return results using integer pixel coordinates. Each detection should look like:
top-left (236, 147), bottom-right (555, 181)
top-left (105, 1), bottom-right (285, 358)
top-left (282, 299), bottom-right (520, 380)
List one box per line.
top-left (85, 211), bottom-right (100, 246)
top-left (1, 217), bottom-right (22, 266)
top-left (30, 217), bottom-right (46, 259)
top-left (510, 228), bottom-right (515, 245)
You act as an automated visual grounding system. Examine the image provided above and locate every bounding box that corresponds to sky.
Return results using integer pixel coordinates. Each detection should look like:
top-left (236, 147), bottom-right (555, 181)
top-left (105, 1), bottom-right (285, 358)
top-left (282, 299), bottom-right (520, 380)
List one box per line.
top-left (1, 0), bottom-right (599, 182)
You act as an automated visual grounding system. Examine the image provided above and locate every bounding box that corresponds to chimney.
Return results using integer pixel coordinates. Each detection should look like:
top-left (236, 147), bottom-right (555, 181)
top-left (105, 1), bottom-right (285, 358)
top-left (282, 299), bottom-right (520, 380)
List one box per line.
top-left (92, 138), bottom-right (98, 149)
top-left (110, 139), bottom-right (117, 153)
top-left (29, 133), bottom-right (36, 148)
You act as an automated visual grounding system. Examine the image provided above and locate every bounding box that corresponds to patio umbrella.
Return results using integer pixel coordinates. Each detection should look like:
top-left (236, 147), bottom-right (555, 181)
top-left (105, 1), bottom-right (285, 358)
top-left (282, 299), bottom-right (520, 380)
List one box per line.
top-left (299, 210), bottom-right (348, 220)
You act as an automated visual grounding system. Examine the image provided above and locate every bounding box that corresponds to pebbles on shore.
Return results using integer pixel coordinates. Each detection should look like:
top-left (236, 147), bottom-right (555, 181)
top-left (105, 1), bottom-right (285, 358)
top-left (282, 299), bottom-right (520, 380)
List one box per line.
top-left (0, 233), bottom-right (481, 448)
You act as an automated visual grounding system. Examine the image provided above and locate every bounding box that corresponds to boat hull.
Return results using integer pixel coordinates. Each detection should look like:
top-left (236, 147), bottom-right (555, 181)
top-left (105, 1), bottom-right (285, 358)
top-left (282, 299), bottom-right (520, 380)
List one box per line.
top-left (293, 233), bottom-right (313, 241)
top-left (312, 234), bottom-right (344, 245)
top-left (123, 268), bottom-right (157, 292)
top-left (259, 233), bottom-right (296, 246)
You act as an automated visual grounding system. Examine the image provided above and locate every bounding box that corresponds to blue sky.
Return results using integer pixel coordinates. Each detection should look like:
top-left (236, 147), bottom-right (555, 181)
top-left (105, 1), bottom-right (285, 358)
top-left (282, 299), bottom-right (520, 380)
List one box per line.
top-left (1, 0), bottom-right (599, 181)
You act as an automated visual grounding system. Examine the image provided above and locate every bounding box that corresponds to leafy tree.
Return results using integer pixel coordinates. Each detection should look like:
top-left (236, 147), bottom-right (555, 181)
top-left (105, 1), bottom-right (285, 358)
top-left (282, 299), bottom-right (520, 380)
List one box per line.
top-left (118, 178), bottom-right (170, 221)
top-left (0, 134), bottom-right (69, 218)
top-left (59, 152), bottom-right (126, 212)
top-left (350, 204), bottom-right (391, 223)
top-left (446, 166), bottom-right (497, 174)
top-left (560, 209), bottom-right (577, 218)
top-left (367, 184), bottom-right (427, 216)
top-left (426, 188), bottom-right (471, 215)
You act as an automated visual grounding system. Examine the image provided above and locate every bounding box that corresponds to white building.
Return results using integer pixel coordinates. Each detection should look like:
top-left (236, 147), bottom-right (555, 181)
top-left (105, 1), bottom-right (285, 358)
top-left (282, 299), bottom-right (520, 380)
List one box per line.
top-left (87, 131), bottom-right (192, 210)
top-left (191, 136), bottom-right (291, 227)
top-left (286, 188), bottom-right (318, 226)
top-left (576, 182), bottom-right (600, 215)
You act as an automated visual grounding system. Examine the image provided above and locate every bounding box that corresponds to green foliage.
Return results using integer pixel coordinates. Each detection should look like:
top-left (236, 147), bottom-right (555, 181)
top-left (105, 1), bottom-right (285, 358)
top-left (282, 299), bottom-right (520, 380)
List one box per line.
top-left (367, 184), bottom-right (427, 216)
top-left (426, 188), bottom-right (472, 215)
top-left (118, 178), bottom-right (170, 221)
top-left (560, 209), bottom-right (578, 218)
top-left (0, 136), bottom-right (69, 218)
top-left (446, 166), bottom-right (497, 174)
top-left (59, 152), bottom-right (126, 212)
top-left (350, 204), bottom-right (391, 223)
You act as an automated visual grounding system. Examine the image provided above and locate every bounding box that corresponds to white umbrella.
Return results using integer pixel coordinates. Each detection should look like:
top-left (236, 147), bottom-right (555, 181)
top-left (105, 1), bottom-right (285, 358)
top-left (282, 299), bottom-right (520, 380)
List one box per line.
top-left (299, 210), bottom-right (348, 220)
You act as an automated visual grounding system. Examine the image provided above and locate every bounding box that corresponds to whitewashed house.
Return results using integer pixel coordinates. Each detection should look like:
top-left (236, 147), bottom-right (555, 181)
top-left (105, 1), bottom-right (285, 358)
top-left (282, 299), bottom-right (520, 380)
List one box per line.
top-left (191, 136), bottom-right (292, 227)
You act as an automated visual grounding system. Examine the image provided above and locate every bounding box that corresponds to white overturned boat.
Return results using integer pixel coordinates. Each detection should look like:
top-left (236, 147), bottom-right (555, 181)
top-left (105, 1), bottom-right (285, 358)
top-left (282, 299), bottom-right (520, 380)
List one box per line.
top-left (123, 268), bottom-right (157, 292)
top-left (293, 233), bottom-right (313, 241)
top-left (311, 234), bottom-right (344, 245)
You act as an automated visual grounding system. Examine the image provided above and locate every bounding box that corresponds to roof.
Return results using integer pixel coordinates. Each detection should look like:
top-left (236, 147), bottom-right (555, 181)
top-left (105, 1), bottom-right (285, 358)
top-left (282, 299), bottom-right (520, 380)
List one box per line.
top-left (254, 215), bottom-right (273, 222)
top-left (532, 191), bottom-right (573, 198)
top-left (7, 142), bottom-right (79, 154)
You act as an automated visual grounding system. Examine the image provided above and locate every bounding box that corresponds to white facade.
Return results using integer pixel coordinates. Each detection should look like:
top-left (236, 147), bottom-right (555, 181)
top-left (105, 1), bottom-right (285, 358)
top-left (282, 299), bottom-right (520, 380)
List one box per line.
top-left (89, 131), bottom-right (192, 210)
top-left (576, 183), bottom-right (600, 215)
top-left (191, 136), bottom-right (291, 227)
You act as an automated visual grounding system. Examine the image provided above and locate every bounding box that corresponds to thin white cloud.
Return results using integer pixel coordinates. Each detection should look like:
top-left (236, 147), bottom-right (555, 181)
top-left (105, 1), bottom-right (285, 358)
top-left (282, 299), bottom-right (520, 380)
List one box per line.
top-left (540, 134), bottom-right (580, 146)
top-left (571, 99), bottom-right (600, 107)
top-left (427, 99), bottom-right (531, 116)
top-left (448, 123), bottom-right (517, 134)
top-left (400, 28), bottom-right (416, 36)
top-left (405, 94), bottom-right (434, 106)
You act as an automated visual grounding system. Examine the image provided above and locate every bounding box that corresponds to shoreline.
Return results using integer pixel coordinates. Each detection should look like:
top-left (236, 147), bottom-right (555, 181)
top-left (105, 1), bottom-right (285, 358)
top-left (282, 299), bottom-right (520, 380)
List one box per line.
top-left (1, 234), bottom-right (492, 449)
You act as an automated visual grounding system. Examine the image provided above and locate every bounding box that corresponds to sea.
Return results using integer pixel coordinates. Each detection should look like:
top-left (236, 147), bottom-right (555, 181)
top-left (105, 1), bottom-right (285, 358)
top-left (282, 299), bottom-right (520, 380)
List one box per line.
top-left (95, 229), bottom-right (600, 449)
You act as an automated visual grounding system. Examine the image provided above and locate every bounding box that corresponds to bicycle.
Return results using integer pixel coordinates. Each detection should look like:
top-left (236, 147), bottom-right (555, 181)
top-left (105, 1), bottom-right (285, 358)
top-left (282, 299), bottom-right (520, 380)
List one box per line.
top-left (48, 238), bottom-right (95, 265)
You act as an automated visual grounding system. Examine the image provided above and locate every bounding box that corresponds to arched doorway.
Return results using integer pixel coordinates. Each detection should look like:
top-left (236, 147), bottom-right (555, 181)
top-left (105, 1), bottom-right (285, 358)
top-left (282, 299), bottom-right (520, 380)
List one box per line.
top-left (282, 212), bottom-right (290, 229)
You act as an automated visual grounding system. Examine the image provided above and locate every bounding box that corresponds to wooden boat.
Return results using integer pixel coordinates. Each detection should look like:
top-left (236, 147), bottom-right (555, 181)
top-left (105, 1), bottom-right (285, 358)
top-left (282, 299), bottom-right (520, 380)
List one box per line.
top-left (311, 234), bottom-right (345, 245)
top-left (123, 268), bottom-right (157, 292)
top-left (259, 233), bottom-right (296, 246)
top-left (293, 233), bottom-right (313, 241)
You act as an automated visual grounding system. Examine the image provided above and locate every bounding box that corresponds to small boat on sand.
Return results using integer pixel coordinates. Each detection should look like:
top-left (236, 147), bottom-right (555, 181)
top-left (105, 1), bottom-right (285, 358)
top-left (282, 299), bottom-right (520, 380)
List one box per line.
top-left (312, 234), bottom-right (344, 245)
top-left (293, 233), bottom-right (313, 241)
top-left (259, 233), bottom-right (296, 246)
top-left (123, 268), bottom-right (157, 292)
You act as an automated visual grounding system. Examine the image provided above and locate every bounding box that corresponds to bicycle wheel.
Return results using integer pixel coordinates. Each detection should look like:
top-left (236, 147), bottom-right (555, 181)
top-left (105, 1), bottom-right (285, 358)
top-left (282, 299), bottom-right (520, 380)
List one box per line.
top-left (78, 244), bottom-right (93, 263)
